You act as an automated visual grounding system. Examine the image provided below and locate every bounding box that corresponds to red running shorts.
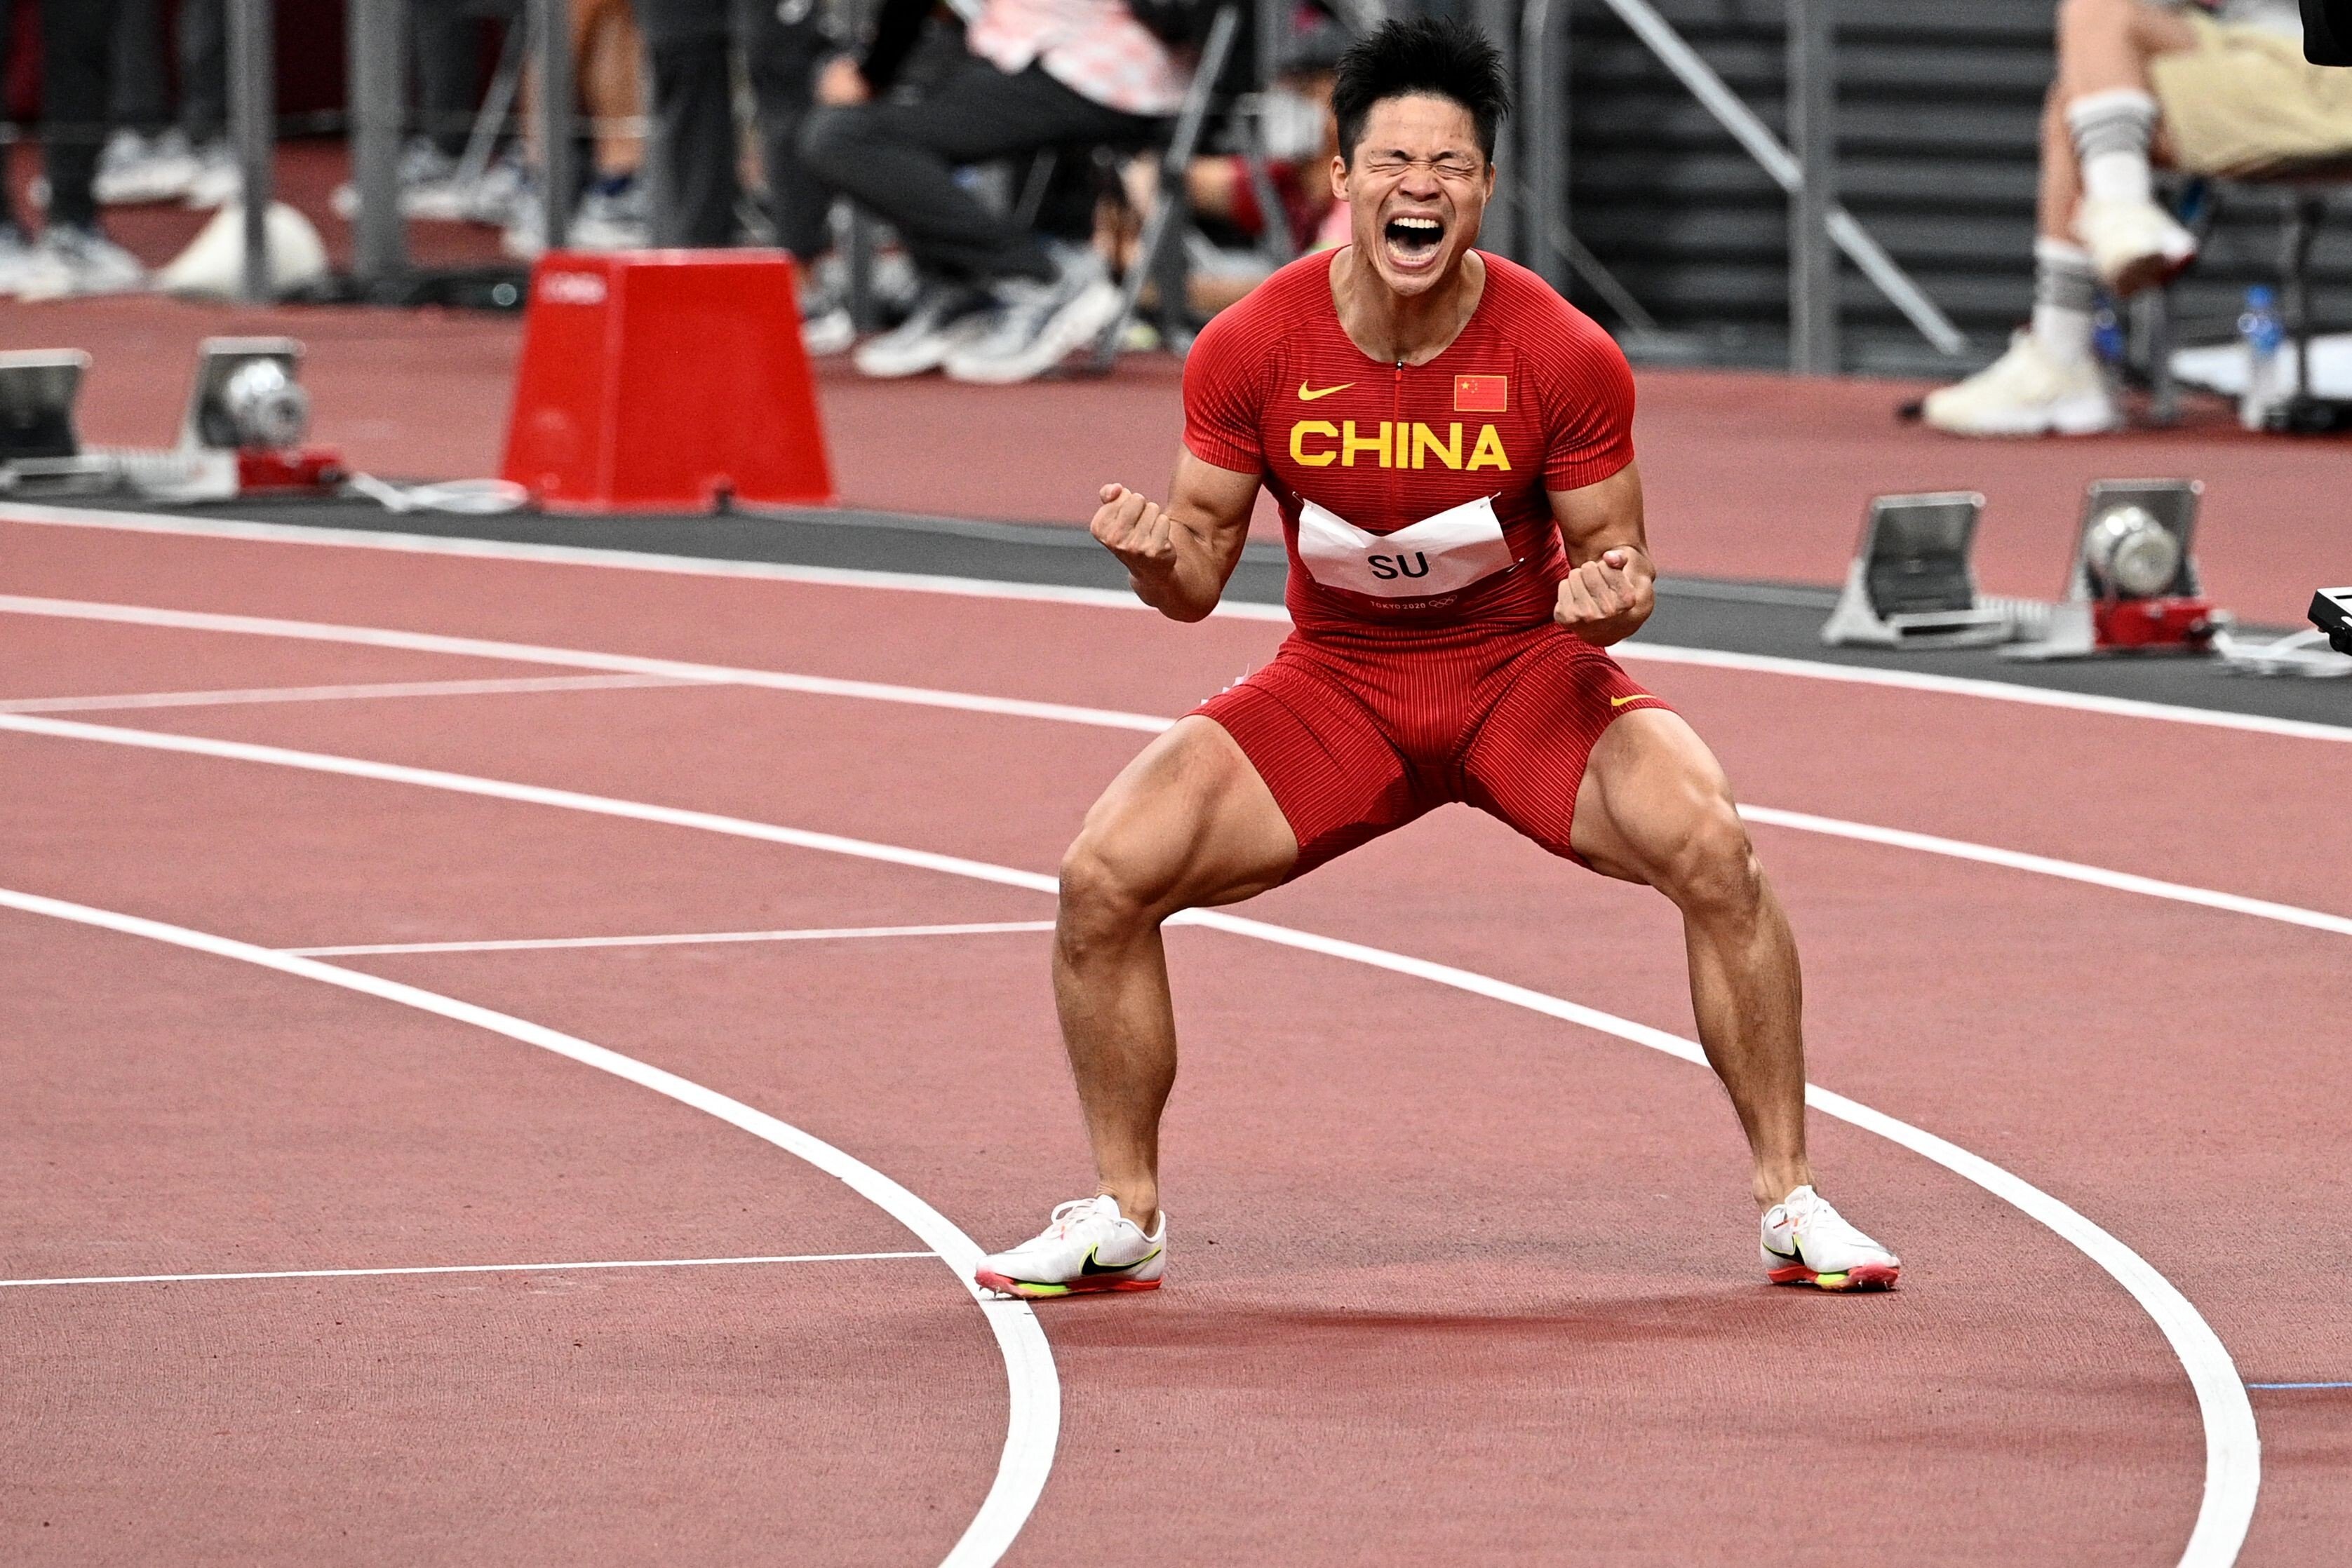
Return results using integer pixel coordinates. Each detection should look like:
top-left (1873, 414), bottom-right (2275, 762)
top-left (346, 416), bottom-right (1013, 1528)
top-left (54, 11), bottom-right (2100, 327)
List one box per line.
top-left (1192, 623), bottom-right (1672, 879)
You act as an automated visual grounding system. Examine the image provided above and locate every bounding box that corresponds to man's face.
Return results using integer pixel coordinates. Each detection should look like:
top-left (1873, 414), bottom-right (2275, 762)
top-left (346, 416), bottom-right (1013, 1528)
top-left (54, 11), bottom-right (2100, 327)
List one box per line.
top-left (1333, 93), bottom-right (1493, 298)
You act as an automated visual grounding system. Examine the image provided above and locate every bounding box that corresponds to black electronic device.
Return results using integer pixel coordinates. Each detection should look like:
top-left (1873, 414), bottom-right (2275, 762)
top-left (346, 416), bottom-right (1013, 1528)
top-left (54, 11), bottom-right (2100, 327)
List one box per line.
top-left (2315, 588), bottom-right (2352, 656)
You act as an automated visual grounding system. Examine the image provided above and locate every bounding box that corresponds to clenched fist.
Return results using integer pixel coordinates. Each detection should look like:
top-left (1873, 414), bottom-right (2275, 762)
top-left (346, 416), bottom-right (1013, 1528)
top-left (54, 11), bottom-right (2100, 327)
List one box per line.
top-left (1552, 546), bottom-right (1655, 644)
top-left (1091, 484), bottom-right (1178, 579)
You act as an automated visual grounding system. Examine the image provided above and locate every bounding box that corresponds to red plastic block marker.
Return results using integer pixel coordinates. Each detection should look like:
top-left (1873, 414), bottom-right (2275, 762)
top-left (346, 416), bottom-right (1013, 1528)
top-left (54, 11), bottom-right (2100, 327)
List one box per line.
top-left (500, 250), bottom-right (835, 512)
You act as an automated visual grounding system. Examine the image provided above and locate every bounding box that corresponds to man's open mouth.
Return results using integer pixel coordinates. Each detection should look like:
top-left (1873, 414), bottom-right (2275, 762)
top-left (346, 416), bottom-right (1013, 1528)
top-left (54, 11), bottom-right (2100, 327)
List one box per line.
top-left (1383, 215), bottom-right (1445, 268)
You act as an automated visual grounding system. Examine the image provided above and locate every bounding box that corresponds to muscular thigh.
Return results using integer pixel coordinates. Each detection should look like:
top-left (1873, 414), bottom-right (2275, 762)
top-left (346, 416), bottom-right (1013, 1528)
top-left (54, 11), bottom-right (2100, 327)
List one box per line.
top-left (1458, 635), bottom-right (1671, 870)
top-left (1071, 716), bottom-right (1301, 916)
top-left (1567, 709), bottom-right (1743, 886)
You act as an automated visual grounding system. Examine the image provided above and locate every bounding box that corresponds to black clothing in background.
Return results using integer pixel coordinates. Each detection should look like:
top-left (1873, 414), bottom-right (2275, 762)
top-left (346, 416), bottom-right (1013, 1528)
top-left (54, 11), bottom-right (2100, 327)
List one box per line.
top-left (179, 0), bottom-right (228, 145)
top-left (40, 0), bottom-right (127, 229)
top-left (2306, 0), bottom-right (2352, 64)
top-left (800, 54), bottom-right (1159, 285)
top-left (111, 0), bottom-right (169, 130)
top-left (635, 0), bottom-right (831, 258)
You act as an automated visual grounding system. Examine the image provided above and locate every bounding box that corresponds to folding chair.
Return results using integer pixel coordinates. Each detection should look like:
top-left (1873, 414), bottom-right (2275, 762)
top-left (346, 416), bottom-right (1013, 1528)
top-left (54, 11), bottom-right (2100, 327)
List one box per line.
top-left (1086, 4), bottom-right (1246, 370)
top-left (2141, 160), bottom-right (2352, 426)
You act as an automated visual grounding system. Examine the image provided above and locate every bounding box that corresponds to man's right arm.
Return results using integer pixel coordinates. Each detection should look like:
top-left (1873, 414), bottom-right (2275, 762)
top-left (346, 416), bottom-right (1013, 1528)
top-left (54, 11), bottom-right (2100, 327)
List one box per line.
top-left (1089, 453), bottom-right (1261, 623)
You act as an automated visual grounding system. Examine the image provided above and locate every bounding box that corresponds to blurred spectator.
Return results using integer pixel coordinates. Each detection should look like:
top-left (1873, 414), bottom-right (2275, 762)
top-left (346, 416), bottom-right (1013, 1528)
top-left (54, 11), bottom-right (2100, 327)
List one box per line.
top-left (0, 0), bottom-right (147, 297)
top-left (85, 0), bottom-right (236, 209)
top-left (802, 0), bottom-right (1193, 384)
top-left (505, 0), bottom-right (650, 255)
top-left (324, 1), bottom-right (645, 254)
top-left (329, 1), bottom-right (531, 228)
top-left (1164, 12), bottom-right (1345, 309)
top-left (1923, 0), bottom-right (2347, 435)
top-left (634, 0), bottom-right (844, 349)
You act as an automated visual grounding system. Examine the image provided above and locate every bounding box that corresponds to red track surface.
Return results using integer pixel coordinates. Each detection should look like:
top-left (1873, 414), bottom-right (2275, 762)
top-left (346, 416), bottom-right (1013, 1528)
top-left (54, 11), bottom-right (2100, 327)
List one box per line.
top-left (3, 515), bottom-right (2348, 1564)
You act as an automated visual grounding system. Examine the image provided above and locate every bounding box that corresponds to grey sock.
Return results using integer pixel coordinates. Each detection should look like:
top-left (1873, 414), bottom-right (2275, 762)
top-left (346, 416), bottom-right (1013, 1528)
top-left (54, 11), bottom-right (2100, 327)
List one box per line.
top-left (2035, 243), bottom-right (2097, 316)
top-left (2067, 92), bottom-right (2157, 163)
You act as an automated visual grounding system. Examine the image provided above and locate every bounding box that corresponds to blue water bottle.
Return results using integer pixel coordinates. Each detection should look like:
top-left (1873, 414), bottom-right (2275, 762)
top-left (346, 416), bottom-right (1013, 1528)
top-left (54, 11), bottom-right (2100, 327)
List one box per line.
top-left (2092, 302), bottom-right (2125, 368)
top-left (2237, 285), bottom-right (2285, 430)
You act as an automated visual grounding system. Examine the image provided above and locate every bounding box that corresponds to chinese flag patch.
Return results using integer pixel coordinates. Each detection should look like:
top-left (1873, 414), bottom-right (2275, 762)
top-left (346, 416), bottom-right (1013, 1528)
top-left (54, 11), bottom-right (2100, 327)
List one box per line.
top-left (1454, 374), bottom-right (1507, 412)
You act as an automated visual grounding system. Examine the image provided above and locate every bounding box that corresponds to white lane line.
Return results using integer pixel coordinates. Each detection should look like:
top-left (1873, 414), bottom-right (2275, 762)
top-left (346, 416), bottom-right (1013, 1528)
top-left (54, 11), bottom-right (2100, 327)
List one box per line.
top-left (0, 595), bottom-right (1170, 734)
top-left (1618, 642), bottom-right (2352, 745)
top-left (4, 664), bottom-right (2348, 942)
top-left (1738, 807), bottom-right (2352, 939)
top-left (0, 722), bottom-right (2259, 1568)
top-left (0, 673), bottom-right (707, 713)
top-left (285, 921), bottom-right (1059, 957)
top-left (0, 1252), bottom-right (937, 1289)
top-left (3, 506), bottom-right (2344, 743)
top-left (0, 888), bottom-right (1057, 1568)
top-left (1176, 906), bottom-right (2256, 1568)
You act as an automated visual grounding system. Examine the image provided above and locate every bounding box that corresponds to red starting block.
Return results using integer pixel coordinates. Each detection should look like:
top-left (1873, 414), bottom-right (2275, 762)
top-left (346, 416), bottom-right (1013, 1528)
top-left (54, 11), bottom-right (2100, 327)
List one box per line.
top-left (500, 250), bottom-right (834, 513)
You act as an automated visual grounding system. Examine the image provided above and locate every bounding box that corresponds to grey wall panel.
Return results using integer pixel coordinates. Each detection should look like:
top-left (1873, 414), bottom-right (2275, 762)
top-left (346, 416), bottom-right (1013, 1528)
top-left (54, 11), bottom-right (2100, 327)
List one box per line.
top-left (1558, 0), bottom-right (2348, 363)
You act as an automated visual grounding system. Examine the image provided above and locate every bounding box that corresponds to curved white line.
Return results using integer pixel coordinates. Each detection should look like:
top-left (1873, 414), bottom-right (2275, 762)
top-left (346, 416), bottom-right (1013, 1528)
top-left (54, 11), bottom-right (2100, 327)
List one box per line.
top-left (0, 718), bottom-right (2259, 1567)
top-left (1, 508), bottom-right (2345, 745)
top-left (0, 887), bottom-right (1059, 1568)
top-left (0, 605), bottom-right (2347, 938)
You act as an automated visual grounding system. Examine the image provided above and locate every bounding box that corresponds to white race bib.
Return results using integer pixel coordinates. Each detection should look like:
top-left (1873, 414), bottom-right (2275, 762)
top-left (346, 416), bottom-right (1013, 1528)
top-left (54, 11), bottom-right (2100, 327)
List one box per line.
top-left (1296, 494), bottom-right (1515, 599)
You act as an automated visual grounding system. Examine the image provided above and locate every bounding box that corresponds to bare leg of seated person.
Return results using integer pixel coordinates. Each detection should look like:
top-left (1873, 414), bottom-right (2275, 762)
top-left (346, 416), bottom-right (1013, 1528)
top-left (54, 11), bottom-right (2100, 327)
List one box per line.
top-left (1924, 0), bottom-right (2200, 437)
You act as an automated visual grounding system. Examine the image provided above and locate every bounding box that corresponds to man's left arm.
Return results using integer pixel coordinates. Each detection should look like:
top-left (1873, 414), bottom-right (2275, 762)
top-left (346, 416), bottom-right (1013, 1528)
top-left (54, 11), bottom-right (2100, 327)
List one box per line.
top-left (1547, 461), bottom-right (1654, 647)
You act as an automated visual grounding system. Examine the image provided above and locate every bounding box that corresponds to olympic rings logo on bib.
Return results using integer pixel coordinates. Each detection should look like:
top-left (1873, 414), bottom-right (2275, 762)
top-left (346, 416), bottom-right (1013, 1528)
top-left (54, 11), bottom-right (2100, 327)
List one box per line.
top-left (1296, 495), bottom-right (1517, 599)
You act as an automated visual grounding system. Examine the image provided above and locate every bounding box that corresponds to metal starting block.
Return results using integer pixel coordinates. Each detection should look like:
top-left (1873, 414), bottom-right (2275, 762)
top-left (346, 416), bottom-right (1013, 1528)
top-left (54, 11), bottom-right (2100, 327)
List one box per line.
top-left (1822, 491), bottom-right (2015, 649)
top-left (0, 339), bottom-right (344, 504)
top-left (2003, 479), bottom-right (2226, 661)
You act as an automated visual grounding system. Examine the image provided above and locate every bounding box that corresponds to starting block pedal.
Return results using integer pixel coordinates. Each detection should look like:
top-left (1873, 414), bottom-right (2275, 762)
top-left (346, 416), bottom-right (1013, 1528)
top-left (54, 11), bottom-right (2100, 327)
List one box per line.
top-left (2004, 479), bottom-right (2226, 661)
top-left (499, 250), bottom-right (834, 513)
top-left (1821, 492), bottom-right (2015, 649)
top-left (0, 349), bottom-right (114, 493)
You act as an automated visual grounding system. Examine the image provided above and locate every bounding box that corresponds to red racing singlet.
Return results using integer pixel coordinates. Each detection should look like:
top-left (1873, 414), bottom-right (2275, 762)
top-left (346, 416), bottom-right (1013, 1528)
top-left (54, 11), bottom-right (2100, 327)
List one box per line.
top-left (1182, 249), bottom-right (1637, 644)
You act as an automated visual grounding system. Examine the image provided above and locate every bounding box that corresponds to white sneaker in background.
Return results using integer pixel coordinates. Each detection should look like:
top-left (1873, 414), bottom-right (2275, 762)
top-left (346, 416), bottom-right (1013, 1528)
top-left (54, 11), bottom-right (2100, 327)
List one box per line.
top-left (2075, 195), bottom-right (2196, 295)
top-left (943, 246), bottom-right (1122, 384)
top-left (1920, 331), bottom-right (2121, 437)
top-left (802, 304), bottom-right (855, 356)
top-left (1760, 1185), bottom-right (1900, 1291)
top-left (0, 223), bottom-right (42, 296)
top-left (181, 140), bottom-right (241, 208)
top-left (331, 137), bottom-right (463, 219)
top-left (500, 182), bottom-right (547, 259)
top-left (96, 128), bottom-right (201, 205)
top-left (13, 224), bottom-right (147, 300)
top-left (976, 1195), bottom-right (1167, 1299)
top-left (853, 281), bottom-right (996, 378)
top-left (568, 177), bottom-right (650, 251)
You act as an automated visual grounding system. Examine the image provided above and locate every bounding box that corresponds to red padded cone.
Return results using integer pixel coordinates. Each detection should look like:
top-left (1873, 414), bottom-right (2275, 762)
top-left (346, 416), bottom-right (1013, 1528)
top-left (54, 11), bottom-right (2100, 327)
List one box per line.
top-left (500, 250), bottom-right (835, 512)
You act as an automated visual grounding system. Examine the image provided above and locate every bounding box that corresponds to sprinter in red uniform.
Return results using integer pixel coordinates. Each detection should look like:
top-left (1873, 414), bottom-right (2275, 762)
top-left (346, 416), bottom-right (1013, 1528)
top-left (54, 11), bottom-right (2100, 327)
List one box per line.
top-left (976, 18), bottom-right (1901, 1299)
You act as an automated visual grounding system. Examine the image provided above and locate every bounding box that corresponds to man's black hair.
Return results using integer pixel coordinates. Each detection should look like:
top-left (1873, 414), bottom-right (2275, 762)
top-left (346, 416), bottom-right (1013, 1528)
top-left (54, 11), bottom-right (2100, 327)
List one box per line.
top-left (1331, 17), bottom-right (1510, 165)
